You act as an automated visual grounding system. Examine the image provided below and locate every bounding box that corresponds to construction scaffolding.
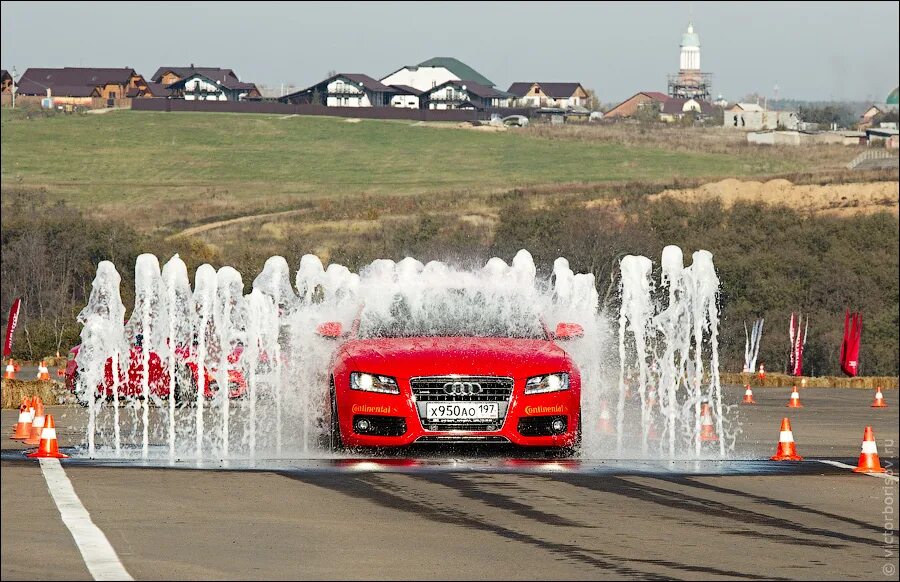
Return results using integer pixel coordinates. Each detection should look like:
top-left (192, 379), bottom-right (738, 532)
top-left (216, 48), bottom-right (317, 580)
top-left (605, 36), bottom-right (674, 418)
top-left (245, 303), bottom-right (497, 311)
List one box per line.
top-left (667, 72), bottom-right (713, 101)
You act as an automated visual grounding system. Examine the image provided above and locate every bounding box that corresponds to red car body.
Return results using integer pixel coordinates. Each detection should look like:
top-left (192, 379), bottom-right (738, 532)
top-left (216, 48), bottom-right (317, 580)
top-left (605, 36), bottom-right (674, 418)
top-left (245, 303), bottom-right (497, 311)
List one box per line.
top-left (65, 344), bottom-right (248, 401)
top-left (327, 325), bottom-right (582, 449)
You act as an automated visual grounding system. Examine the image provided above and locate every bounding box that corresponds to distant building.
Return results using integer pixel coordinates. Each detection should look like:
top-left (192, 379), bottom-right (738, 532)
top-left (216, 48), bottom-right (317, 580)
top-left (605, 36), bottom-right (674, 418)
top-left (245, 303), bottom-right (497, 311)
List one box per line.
top-left (166, 70), bottom-right (259, 101)
top-left (728, 103), bottom-right (765, 113)
top-left (659, 97), bottom-right (716, 122)
top-left (17, 67), bottom-right (148, 100)
top-left (387, 84), bottom-right (423, 108)
top-left (725, 109), bottom-right (798, 130)
top-left (151, 66), bottom-right (238, 86)
top-left (1, 69), bottom-right (11, 93)
top-left (857, 88), bottom-right (898, 130)
top-left (506, 82), bottom-right (589, 109)
top-left (380, 57), bottom-right (495, 93)
top-left (667, 22), bottom-right (712, 101)
top-left (604, 91), bottom-right (670, 118)
top-left (421, 79), bottom-right (507, 110)
top-left (281, 73), bottom-right (393, 107)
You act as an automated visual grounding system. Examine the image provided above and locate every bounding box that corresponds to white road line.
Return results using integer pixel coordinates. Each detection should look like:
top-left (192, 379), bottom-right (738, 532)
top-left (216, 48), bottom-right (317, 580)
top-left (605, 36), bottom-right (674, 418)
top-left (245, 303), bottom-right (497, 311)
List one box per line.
top-left (816, 459), bottom-right (899, 483)
top-left (38, 458), bottom-right (134, 581)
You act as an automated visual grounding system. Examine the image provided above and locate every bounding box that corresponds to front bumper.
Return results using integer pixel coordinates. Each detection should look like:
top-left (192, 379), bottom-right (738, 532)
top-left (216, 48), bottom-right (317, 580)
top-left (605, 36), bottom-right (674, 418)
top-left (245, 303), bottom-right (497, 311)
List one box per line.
top-left (337, 378), bottom-right (580, 448)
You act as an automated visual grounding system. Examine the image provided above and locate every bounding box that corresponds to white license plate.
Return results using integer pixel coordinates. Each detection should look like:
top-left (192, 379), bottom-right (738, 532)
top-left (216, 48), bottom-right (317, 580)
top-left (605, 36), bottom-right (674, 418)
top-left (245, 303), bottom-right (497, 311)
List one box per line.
top-left (425, 402), bottom-right (499, 422)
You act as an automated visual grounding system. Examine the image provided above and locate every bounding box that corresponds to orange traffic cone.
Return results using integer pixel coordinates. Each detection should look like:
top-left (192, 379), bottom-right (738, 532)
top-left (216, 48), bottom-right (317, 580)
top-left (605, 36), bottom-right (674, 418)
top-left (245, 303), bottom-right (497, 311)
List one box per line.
top-left (853, 426), bottom-right (886, 473)
top-left (871, 387), bottom-right (887, 408)
top-left (3, 359), bottom-right (15, 379)
top-left (11, 403), bottom-right (33, 440)
top-left (699, 401), bottom-right (719, 442)
top-left (37, 361), bottom-right (51, 381)
top-left (24, 405), bottom-right (46, 446)
top-left (786, 386), bottom-right (803, 408)
top-left (26, 415), bottom-right (68, 459)
top-left (771, 418), bottom-right (802, 461)
top-left (598, 401), bottom-right (614, 434)
top-left (742, 385), bottom-right (756, 405)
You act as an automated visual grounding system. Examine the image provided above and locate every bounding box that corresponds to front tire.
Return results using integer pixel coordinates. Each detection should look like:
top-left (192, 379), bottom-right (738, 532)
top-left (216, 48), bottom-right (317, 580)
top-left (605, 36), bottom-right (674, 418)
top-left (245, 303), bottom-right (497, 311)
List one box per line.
top-left (328, 379), bottom-right (344, 452)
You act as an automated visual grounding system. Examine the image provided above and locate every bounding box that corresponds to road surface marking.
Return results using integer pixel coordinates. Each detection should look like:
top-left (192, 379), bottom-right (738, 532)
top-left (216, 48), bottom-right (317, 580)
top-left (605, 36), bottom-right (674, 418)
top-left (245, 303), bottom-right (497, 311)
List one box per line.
top-left (816, 459), bottom-right (899, 482)
top-left (39, 458), bottom-right (134, 581)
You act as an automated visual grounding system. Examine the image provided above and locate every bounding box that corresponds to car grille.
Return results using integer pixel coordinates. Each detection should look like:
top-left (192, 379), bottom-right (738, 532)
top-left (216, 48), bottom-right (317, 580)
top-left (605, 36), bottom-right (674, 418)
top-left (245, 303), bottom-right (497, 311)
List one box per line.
top-left (410, 376), bottom-right (513, 432)
top-left (409, 376), bottom-right (513, 402)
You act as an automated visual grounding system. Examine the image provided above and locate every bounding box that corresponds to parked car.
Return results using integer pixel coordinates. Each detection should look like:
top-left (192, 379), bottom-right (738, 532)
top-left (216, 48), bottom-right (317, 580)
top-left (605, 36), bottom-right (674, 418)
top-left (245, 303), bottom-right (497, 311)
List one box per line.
top-left (65, 340), bottom-right (248, 403)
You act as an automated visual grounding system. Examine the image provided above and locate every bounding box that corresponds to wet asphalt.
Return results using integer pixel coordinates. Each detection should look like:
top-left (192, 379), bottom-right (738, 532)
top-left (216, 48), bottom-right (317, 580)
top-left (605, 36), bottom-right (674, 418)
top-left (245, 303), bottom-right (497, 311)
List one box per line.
top-left (2, 385), bottom-right (898, 580)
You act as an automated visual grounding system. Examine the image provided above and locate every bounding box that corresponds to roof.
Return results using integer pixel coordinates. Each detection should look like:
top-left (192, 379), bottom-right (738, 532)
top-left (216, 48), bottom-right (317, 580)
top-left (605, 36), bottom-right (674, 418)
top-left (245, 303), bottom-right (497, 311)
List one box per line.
top-left (731, 102), bottom-right (764, 112)
top-left (167, 71), bottom-right (257, 92)
top-left (1, 69), bottom-right (9, 81)
top-left (387, 84), bottom-right (423, 96)
top-left (286, 73), bottom-right (394, 100)
top-left (506, 82), bottom-right (586, 99)
top-left (20, 67), bottom-right (138, 89)
top-left (151, 66), bottom-right (238, 83)
top-left (417, 57), bottom-right (494, 88)
top-left (15, 79), bottom-right (98, 97)
top-left (661, 98), bottom-right (716, 115)
top-left (888, 87), bottom-right (899, 105)
top-left (425, 79), bottom-right (503, 100)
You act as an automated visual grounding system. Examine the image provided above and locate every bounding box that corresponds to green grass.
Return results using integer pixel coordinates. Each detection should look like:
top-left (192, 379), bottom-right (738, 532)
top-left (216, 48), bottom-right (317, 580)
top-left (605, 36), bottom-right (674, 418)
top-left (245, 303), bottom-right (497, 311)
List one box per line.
top-left (1, 108), bottom-right (791, 227)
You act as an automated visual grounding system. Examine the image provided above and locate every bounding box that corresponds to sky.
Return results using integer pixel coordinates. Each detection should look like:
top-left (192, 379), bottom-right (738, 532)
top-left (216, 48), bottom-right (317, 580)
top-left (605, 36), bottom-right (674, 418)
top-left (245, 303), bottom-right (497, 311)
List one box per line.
top-left (1, 1), bottom-right (897, 103)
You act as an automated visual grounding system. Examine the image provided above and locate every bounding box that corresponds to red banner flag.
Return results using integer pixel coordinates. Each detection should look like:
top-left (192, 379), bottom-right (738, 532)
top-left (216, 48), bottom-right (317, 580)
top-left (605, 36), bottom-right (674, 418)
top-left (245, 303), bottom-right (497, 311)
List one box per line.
top-left (840, 310), bottom-right (862, 377)
top-left (788, 312), bottom-right (808, 376)
top-left (4, 298), bottom-right (21, 357)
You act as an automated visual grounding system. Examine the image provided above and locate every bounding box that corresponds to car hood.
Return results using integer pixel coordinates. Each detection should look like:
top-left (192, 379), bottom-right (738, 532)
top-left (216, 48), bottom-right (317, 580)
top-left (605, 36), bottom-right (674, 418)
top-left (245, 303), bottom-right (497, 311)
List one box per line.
top-left (338, 336), bottom-right (574, 379)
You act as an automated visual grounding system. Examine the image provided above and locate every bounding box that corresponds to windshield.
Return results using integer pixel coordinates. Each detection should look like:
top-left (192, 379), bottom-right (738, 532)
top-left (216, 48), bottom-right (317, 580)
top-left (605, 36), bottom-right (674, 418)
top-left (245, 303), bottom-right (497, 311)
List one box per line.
top-left (357, 289), bottom-right (546, 339)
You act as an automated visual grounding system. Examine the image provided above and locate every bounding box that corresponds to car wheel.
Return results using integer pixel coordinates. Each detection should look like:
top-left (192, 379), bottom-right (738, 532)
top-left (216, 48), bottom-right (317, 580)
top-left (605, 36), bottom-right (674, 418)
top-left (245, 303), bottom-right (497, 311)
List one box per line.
top-left (328, 379), bottom-right (343, 452)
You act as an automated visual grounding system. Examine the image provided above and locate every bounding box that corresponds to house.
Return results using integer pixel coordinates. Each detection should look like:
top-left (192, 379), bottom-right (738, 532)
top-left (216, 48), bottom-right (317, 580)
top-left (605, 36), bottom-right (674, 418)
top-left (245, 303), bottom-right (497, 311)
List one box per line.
top-left (388, 84), bottom-right (423, 109)
top-left (506, 82), bottom-right (589, 109)
top-left (166, 70), bottom-right (259, 101)
top-left (725, 109), bottom-right (798, 130)
top-left (728, 102), bottom-right (765, 113)
top-left (381, 57), bottom-right (495, 93)
top-left (659, 98), bottom-right (716, 122)
top-left (151, 66), bottom-right (240, 86)
top-left (127, 82), bottom-right (171, 99)
top-left (1, 69), bottom-right (11, 93)
top-left (16, 67), bottom-right (148, 100)
top-left (281, 73), bottom-right (393, 107)
top-left (421, 80), bottom-right (506, 110)
top-left (604, 91), bottom-right (670, 118)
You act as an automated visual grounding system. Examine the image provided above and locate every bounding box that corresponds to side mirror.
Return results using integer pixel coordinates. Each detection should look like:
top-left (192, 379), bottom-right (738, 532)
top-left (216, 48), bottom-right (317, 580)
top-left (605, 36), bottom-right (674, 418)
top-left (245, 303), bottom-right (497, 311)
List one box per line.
top-left (316, 321), bottom-right (344, 339)
top-left (554, 322), bottom-right (584, 340)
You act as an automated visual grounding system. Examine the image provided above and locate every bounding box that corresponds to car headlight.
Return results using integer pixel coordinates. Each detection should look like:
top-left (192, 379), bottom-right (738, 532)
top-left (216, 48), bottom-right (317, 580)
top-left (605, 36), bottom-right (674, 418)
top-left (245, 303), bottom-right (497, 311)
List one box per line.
top-left (525, 373), bottom-right (570, 394)
top-left (350, 372), bottom-right (400, 395)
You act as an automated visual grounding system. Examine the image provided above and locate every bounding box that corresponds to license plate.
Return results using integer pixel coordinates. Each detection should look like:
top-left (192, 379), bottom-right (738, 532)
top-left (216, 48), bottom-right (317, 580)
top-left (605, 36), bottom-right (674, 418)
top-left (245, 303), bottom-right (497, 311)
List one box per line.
top-left (425, 402), bottom-right (499, 422)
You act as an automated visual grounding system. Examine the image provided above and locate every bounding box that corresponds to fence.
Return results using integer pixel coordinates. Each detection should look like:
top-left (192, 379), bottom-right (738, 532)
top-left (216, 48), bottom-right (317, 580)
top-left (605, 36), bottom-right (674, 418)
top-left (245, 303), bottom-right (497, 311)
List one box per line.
top-left (131, 98), bottom-right (534, 122)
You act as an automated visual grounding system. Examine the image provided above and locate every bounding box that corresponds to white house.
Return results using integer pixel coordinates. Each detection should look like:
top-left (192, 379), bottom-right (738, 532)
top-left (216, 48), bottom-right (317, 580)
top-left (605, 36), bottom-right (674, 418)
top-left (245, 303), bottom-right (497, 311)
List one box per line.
top-left (167, 71), bottom-right (259, 101)
top-left (421, 80), bottom-right (506, 110)
top-left (380, 57), bottom-right (496, 93)
top-left (281, 73), bottom-right (392, 107)
top-left (388, 84), bottom-right (423, 108)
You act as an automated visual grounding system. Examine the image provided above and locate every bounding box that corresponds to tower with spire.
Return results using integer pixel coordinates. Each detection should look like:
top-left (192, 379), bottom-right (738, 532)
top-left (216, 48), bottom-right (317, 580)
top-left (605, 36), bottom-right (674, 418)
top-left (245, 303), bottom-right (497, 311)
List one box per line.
top-left (668, 21), bottom-right (712, 101)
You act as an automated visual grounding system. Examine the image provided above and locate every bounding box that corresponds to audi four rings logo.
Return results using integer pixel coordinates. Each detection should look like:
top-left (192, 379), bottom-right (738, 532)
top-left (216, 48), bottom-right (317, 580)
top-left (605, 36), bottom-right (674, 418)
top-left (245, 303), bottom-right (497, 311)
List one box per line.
top-left (443, 381), bottom-right (483, 395)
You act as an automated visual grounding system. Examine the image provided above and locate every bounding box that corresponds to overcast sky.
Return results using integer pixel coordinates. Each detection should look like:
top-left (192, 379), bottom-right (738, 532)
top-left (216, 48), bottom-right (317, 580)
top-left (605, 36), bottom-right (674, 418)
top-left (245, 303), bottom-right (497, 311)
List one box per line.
top-left (2, 1), bottom-right (897, 103)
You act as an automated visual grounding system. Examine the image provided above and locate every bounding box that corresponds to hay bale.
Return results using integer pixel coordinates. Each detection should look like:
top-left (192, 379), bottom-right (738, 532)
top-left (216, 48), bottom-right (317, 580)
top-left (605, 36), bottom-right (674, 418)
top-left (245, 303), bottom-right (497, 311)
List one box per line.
top-left (719, 372), bottom-right (898, 389)
top-left (1, 379), bottom-right (72, 408)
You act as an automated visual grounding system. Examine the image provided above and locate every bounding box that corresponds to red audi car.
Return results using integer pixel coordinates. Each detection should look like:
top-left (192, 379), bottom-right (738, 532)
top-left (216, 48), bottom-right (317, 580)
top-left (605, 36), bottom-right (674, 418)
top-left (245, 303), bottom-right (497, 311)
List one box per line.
top-left (321, 300), bottom-right (583, 450)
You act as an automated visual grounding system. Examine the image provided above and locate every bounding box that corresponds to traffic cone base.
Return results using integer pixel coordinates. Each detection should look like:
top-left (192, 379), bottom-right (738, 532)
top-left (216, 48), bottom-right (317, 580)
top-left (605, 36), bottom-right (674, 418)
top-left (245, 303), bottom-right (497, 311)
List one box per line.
top-left (853, 427), bottom-right (885, 473)
top-left (25, 415), bottom-right (68, 459)
top-left (3, 359), bottom-right (15, 380)
top-left (871, 387), bottom-right (887, 408)
top-left (742, 385), bottom-right (756, 405)
top-left (771, 418), bottom-right (802, 461)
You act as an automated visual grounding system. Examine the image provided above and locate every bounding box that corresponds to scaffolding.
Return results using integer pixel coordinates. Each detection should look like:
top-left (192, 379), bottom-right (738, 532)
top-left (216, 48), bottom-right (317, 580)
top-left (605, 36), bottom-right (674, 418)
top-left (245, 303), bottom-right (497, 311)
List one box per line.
top-left (667, 72), bottom-right (713, 101)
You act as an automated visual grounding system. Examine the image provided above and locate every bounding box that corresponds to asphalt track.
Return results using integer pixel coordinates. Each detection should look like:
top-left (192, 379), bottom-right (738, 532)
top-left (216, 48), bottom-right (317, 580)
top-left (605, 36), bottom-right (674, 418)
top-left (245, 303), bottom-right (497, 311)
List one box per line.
top-left (2, 386), bottom-right (898, 580)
